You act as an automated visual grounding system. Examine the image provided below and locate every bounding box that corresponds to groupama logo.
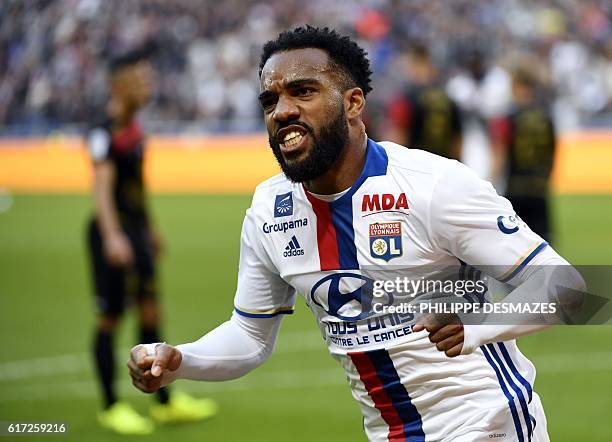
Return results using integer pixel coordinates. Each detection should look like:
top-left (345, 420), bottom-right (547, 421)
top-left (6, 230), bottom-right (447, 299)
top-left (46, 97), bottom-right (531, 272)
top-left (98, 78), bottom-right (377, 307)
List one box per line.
top-left (274, 192), bottom-right (293, 218)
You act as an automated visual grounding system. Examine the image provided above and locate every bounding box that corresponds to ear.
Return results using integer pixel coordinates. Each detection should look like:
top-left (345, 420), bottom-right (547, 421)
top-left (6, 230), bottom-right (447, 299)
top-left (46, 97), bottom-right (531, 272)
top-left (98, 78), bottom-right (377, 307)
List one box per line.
top-left (344, 87), bottom-right (365, 120)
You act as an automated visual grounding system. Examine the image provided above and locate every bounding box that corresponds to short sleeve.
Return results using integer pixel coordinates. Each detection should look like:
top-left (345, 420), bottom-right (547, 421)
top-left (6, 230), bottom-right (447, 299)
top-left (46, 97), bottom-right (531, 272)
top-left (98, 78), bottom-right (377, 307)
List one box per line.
top-left (233, 207), bottom-right (296, 318)
top-left (430, 161), bottom-right (547, 282)
top-left (87, 127), bottom-right (111, 162)
top-left (451, 99), bottom-right (462, 136)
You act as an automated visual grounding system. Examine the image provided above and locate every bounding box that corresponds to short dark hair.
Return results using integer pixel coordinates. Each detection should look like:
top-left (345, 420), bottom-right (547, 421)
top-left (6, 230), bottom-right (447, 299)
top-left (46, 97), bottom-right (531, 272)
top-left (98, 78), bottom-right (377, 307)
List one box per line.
top-left (109, 44), bottom-right (155, 74)
top-left (259, 26), bottom-right (373, 96)
top-left (408, 42), bottom-right (431, 61)
top-left (511, 64), bottom-right (538, 89)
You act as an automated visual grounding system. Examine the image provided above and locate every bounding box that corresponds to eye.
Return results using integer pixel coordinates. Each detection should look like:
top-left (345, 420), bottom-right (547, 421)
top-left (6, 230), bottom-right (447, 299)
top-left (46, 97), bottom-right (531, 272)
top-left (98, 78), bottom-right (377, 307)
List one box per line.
top-left (260, 98), bottom-right (277, 113)
top-left (295, 87), bottom-right (314, 97)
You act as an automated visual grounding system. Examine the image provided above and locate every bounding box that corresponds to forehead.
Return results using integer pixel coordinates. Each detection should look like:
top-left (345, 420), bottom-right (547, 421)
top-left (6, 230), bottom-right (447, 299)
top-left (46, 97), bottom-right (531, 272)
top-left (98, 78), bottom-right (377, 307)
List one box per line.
top-left (260, 48), bottom-right (333, 90)
top-left (114, 61), bottom-right (151, 78)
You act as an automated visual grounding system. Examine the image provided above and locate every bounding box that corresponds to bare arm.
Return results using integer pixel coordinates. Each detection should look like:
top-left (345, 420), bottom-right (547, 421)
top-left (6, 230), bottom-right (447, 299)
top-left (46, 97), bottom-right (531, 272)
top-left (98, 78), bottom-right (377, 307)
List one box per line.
top-left (451, 134), bottom-right (462, 162)
top-left (93, 161), bottom-right (120, 236)
top-left (92, 160), bottom-right (133, 266)
top-left (489, 117), bottom-right (510, 184)
top-left (490, 139), bottom-right (506, 184)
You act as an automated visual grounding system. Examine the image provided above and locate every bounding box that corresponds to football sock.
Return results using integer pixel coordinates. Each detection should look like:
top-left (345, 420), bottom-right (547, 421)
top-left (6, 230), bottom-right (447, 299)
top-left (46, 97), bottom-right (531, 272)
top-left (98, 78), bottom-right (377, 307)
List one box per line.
top-left (140, 326), bottom-right (170, 404)
top-left (94, 329), bottom-right (116, 409)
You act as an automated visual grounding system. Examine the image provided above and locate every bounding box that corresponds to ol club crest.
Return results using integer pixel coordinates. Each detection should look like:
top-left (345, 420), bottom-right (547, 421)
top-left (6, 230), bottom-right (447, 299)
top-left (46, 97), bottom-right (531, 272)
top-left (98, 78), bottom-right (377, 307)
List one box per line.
top-left (369, 222), bottom-right (402, 262)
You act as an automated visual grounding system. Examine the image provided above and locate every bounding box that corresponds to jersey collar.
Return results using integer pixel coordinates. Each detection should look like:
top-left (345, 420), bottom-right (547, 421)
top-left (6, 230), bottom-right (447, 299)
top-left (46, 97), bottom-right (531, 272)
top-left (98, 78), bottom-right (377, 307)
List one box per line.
top-left (323, 138), bottom-right (388, 207)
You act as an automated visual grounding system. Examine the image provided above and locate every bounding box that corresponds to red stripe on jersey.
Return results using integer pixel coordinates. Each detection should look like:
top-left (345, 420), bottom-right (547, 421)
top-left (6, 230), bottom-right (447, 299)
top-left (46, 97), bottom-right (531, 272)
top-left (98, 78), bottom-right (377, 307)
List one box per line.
top-left (305, 190), bottom-right (340, 270)
top-left (349, 351), bottom-right (406, 442)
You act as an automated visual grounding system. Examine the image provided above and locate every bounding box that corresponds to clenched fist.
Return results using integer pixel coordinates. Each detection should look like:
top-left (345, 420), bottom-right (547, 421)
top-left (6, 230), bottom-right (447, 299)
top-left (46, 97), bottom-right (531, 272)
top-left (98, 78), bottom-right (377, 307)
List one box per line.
top-left (413, 314), bottom-right (464, 358)
top-left (127, 343), bottom-right (182, 393)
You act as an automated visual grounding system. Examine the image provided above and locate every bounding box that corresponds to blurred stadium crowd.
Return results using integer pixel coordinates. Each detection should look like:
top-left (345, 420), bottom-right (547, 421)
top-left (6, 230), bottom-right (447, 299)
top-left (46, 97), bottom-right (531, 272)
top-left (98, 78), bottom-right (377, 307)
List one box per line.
top-left (0, 0), bottom-right (611, 134)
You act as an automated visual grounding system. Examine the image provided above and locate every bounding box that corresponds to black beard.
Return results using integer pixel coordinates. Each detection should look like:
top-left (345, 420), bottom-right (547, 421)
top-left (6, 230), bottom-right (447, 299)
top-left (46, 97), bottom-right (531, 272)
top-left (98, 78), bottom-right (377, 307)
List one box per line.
top-left (268, 104), bottom-right (348, 183)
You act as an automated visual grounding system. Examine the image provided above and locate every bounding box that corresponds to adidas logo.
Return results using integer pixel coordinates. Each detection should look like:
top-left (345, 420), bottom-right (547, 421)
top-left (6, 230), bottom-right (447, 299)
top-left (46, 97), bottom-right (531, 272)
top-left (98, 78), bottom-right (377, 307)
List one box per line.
top-left (283, 235), bottom-right (304, 257)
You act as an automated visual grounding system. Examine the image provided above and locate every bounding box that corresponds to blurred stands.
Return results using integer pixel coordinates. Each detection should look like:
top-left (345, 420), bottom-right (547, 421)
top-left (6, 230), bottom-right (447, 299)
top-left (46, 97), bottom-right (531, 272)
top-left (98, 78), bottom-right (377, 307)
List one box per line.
top-left (0, 0), bottom-right (610, 136)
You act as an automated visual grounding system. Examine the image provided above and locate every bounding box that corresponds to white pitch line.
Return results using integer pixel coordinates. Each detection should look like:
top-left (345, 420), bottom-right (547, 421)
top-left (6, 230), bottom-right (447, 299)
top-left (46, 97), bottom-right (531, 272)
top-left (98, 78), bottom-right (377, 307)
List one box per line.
top-left (1, 328), bottom-right (611, 403)
top-left (1, 350), bottom-right (611, 404)
top-left (0, 367), bottom-right (347, 403)
top-left (0, 353), bottom-right (85, 380)
top-left (0, 329), bottom-right (325, 381)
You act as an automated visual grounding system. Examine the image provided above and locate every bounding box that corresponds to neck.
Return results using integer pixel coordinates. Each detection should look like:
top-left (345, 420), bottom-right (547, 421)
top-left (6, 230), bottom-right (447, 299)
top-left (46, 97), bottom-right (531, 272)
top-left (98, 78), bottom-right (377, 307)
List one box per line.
top-left (516, 96), bottom-right (533, 106)
top-left (304, 131), bottom-right (368, 195)
top-left (514, 87), bottom-right (534, 106)
top-left (108, 96), bottom-right (136, 126)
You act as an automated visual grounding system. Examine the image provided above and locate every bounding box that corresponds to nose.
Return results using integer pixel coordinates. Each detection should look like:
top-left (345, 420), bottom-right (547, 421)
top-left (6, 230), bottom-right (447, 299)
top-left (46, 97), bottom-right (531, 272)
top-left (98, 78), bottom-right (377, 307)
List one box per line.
top-left (272, 95), bottom-right (299, 123)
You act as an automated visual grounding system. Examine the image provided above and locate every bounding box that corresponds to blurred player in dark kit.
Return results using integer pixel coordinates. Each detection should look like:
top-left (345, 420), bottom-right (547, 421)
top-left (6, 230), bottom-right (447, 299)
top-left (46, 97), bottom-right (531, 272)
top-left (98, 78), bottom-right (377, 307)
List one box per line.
top-left (490, 64), bottom-right (556, 242)
top-left (385, 44), bottom-right (463, 160)
top-left (85, 48), bottom-right (217, 435)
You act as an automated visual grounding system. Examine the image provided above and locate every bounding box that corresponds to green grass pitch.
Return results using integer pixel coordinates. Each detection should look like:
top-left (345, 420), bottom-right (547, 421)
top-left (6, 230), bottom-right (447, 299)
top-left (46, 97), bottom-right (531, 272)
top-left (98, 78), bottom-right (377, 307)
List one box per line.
top-left (0, 193), bottom-right (611, 441)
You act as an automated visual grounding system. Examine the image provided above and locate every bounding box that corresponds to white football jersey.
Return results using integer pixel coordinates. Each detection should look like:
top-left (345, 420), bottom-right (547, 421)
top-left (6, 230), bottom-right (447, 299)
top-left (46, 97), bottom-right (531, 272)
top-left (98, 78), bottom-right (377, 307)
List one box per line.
top-left (234, 139), bottom-right (549, 441)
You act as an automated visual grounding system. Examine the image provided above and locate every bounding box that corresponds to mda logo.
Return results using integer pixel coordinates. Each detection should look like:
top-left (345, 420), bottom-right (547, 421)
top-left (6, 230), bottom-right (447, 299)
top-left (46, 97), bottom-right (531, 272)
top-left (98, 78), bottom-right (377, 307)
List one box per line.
top-left (274, 192), bottom-right (293, 218)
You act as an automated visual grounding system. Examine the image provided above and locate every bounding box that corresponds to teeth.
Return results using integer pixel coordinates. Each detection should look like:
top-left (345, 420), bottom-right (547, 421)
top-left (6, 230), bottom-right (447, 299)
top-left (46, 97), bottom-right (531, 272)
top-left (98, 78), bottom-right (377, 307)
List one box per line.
top-left (283, 131), bottom-right (301, 142)
top-left (283, 131), bottom-right (303, 147)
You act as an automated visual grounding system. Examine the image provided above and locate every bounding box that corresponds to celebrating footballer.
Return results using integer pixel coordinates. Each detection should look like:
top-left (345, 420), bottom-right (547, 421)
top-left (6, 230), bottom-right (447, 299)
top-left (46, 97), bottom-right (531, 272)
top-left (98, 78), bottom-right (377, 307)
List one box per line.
top-left (128, 27), bottom-right (585, 442)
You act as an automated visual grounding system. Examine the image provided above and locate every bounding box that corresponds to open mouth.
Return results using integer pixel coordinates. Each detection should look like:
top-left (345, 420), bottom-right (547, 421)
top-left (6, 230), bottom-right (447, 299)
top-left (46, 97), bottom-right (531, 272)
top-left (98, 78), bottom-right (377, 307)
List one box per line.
top-left (277, 125), bottom-right (309, 153)
top-left (283, 131), bottom-right (304, 148)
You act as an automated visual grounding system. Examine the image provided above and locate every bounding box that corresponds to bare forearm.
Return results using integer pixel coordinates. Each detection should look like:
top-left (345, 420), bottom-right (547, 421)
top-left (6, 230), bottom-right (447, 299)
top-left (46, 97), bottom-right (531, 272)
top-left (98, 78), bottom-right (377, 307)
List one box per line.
top-left (93, 162), bottom-right (121, 235)
top-left (451, 135), bottom-right (462, 161)
top-left (490, 142), bottom-right (506, 184)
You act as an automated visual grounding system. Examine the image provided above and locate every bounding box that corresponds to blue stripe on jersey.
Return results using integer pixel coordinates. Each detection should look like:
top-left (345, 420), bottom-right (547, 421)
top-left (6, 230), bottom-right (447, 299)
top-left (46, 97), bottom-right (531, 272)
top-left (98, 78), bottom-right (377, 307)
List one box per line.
top-left (529, 414), bottom-right (537, 432)
top-left (500, 242), bottom-right (548, 282)
top-left (329, 139), bottom-right (389, 206)
top-left (233, 306), bottom-right (294, 318)
top-left (338, 139), bottom-right (389, 202)
top-left (497, 342), bottom-right (533, 403)
top-left (330, 199), bottom-right (358, 269)
top-left (487, 344), bottom-right (533, 440)
top-left (328, 139), bottom-right (389, 270)
top-left (480, 345), bottom-right (525, 442)
top-left (367, 349), bottom-right (426, 441)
